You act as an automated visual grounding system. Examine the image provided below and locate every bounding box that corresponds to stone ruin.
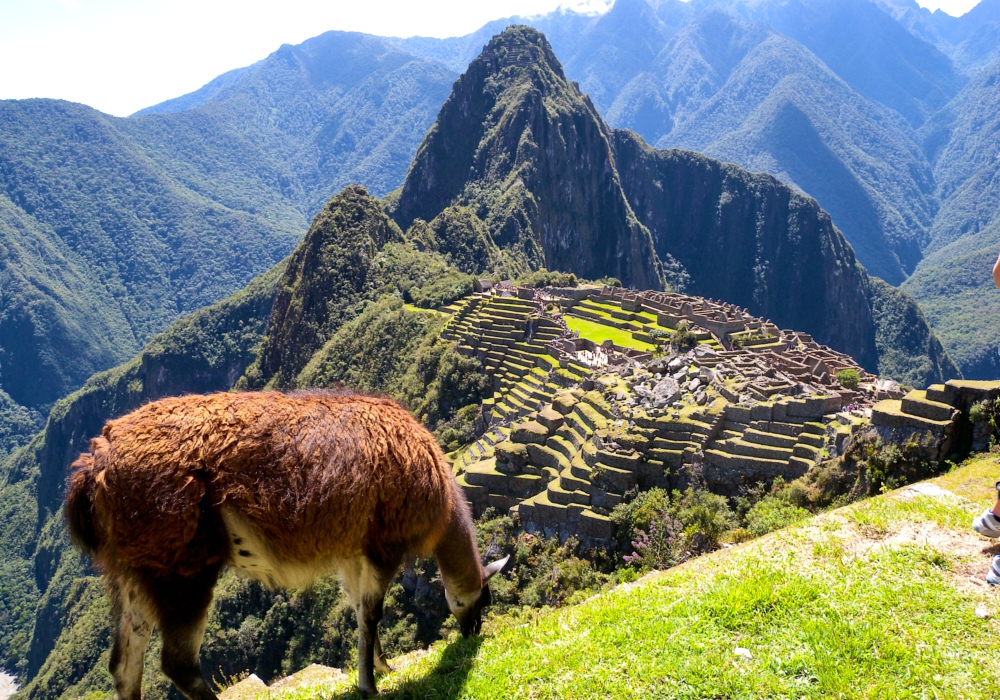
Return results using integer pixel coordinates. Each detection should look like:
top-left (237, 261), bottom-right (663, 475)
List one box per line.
top-left (436, 284), bottom-right (999, 549)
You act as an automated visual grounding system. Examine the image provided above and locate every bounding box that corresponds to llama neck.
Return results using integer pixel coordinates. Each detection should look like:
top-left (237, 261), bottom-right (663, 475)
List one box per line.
top-left (433, 498), bottom-right (482, 598)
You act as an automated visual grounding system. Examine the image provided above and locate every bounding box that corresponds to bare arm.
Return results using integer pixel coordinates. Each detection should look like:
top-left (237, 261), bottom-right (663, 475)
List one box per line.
top-left (994, 251), bottom-right (1000, 289)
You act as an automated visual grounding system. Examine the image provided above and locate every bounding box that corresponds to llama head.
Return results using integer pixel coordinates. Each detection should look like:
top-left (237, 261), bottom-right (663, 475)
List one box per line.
top-left (446, 554), bottom-right (509, 637)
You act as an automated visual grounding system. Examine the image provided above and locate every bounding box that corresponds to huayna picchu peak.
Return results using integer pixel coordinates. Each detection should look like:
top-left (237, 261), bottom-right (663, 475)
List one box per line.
top-left (389, 26), bottom-right (665, 292)
top-left (390, 25), bottom-right (956, 385)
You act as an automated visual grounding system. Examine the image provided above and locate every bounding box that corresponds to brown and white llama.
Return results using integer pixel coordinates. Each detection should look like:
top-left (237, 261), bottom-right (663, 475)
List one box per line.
top-left (64, 390), bottom-right (507, 699)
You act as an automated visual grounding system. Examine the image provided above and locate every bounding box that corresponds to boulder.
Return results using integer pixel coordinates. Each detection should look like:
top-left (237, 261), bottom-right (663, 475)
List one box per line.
top-left (653, 376), bottom-right (680, 405)
top-left (537, 406), bottom-right (565, 431)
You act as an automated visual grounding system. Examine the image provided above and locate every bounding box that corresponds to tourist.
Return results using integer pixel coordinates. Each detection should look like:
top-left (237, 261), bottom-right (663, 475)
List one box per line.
top-left (994, 251), bottom-right (1000, 289)
top-left (973, 486), bottom-right (1000, 585)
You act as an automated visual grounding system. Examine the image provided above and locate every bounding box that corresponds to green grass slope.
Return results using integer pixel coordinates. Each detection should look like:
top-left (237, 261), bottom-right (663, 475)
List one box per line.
top-left (245, 456), bottom-right (1000, 699)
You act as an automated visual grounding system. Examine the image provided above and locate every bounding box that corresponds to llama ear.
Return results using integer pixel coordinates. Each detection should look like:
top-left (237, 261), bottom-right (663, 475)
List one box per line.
top-left (483, 554), bottom-right (510, 580)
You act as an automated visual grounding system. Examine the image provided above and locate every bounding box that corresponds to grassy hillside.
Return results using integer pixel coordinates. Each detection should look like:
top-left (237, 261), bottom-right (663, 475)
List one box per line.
top-left (228, 455), bottom-right (1000, 699)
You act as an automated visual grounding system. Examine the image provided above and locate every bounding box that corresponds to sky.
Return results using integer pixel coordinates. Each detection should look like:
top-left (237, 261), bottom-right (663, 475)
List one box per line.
top-left (0, 0), bottom-right (985, 117)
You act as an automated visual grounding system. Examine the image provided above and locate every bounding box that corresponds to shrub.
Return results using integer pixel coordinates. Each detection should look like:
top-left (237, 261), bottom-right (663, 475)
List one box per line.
top-left (622, 512), bottom-right (683, 571)
top-left (672, 321), bottom-right (697, 351)
top-left (675, 488), bottom-right (735, 549)
top-left (835, 368), bottom-right (861, 389)
top-left (516, 269), bottom-right (578, 288)
top-left (744, 497), bottom-right (810, 537)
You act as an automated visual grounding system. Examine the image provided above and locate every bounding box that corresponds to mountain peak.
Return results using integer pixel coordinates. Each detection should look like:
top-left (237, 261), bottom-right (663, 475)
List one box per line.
top-left (390, 26), bottom-right (664, 290)
top-left (476, 25), bottom-right (566, 77)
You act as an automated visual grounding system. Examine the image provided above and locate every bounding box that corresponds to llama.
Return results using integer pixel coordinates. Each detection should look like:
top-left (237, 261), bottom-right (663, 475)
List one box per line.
top-left (64, 390), bottom-right (508, 699)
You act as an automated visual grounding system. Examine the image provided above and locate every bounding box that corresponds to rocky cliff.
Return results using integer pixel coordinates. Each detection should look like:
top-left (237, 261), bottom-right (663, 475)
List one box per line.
top-left (389, 26), bottom-right (664, 290)
top-left (613, 131), bottom-right (878, 369)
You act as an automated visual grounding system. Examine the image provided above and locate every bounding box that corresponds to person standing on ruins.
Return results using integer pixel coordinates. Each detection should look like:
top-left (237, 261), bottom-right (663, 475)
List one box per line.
top-left (973, 253), bottom-right (1000, 584)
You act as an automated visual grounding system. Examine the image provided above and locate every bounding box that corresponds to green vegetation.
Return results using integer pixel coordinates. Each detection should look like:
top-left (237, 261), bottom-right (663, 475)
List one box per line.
top-left (869, 277), bottom-right (962, 387)
top-left (513, 270), bottom-right (578, 288)
top-left (564, 316), bottom-right (655, 352)
top-left (835, 368), bottom-right (861, 389)
top-left (408, 206), bottom-right (501, 275)
top-left (0, 390), bottom-right (42, 459)
top-left (223, 457), bottom-right (1000, 699)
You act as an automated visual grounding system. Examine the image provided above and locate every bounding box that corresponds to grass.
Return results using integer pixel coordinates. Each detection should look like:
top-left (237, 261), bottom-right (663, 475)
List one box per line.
top-left (404, 304), bottom-right (452, 318)
top-left (223, 455), bottom-right (1000, 699)
top-left (565, 316), bottom-right (655, 352)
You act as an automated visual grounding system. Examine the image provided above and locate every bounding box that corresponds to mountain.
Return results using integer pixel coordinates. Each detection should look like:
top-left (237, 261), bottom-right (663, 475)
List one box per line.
top-left (391, 0), bottom-right (948, 285)
top-left (388, 27), bottom-right (664, 291)
top-left (0, 32), bottom-right (456, 418)
top-left (874, 0), bottom-right (1000, 74)
top-left (701, 0), bottom-right (963, 127)
top-left (900, 57), bottom-right (1000, 379)
top-left (655, 12), bottom-right (935, 282)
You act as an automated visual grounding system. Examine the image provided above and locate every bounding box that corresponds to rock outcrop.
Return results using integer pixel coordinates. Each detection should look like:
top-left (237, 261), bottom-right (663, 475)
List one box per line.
top-left (389, 26), bottom-right (664, 290)
top-left (390, 25), bottom-right (955, 381)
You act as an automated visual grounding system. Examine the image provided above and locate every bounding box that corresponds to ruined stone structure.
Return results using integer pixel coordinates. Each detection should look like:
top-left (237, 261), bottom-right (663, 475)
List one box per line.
top-left (436, 285), bottom-right (968, 549)
top-left (871, 380), bottom-right (1000, 461)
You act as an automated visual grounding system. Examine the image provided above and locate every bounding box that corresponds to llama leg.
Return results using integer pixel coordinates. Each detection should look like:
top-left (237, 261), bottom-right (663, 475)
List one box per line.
top-left (373, 631), bottom-right (392, 674)
top-left (338, 557), bottom-right (398, 695)
top-left (150, 567), bottom-right (221, 700)
top-left (108, 578), bottom-right (153, 700)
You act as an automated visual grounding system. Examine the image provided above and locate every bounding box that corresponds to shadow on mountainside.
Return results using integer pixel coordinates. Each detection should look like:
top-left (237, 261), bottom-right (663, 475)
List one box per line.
top-left (335, 635), bottom-right (484, 700)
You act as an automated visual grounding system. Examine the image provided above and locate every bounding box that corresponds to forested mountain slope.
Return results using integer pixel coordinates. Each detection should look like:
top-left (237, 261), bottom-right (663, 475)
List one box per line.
top-left (391, 0), bottom-right (947, 285)
top-left (875, 0), bottom-right (1000, 73)
top-left (702, 0), bottom-right (963, 127)
top-left (0, 32), bottom-right (455, 419)
top-left (902, 57), bottom-right (1000, 379)
top-left (656, 13), bottom-right (934, 281)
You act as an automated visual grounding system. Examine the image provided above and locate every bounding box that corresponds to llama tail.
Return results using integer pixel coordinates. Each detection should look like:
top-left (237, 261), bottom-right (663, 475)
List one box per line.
top-left (65, 437), bottom-right (108, 558)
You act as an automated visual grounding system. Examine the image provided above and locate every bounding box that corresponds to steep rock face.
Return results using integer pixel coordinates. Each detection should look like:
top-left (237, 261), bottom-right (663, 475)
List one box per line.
top-left (252, 185), bottom-right (404, 387)
top-left (390, 26), bottom-right (664, 290)
top-left (613, 129), bottom-right (878, 369)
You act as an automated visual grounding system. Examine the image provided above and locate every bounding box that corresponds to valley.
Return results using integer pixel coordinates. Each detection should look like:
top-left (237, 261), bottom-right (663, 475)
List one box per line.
top-left (1, 1), bottom-right (1000, 698)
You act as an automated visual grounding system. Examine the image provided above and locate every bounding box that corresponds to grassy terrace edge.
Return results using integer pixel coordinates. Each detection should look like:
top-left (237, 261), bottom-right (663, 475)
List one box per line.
top-left (221, 457), bottom-right (1000, 699)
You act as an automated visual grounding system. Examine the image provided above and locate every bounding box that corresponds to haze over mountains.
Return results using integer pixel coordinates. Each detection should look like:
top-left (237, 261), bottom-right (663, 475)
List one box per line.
top-left (2, 0), bottom-right (1000, 444)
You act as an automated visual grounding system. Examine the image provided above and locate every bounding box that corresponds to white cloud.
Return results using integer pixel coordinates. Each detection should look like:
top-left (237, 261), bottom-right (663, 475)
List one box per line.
top-left (914, 0), bottom-right (982, 16)
top-left (58, 0), bottom-right (81, 8)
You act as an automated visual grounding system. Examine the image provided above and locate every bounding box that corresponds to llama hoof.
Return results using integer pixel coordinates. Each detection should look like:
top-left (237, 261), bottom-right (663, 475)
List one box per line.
top-left (358, 682), bottom-right (379, 697)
